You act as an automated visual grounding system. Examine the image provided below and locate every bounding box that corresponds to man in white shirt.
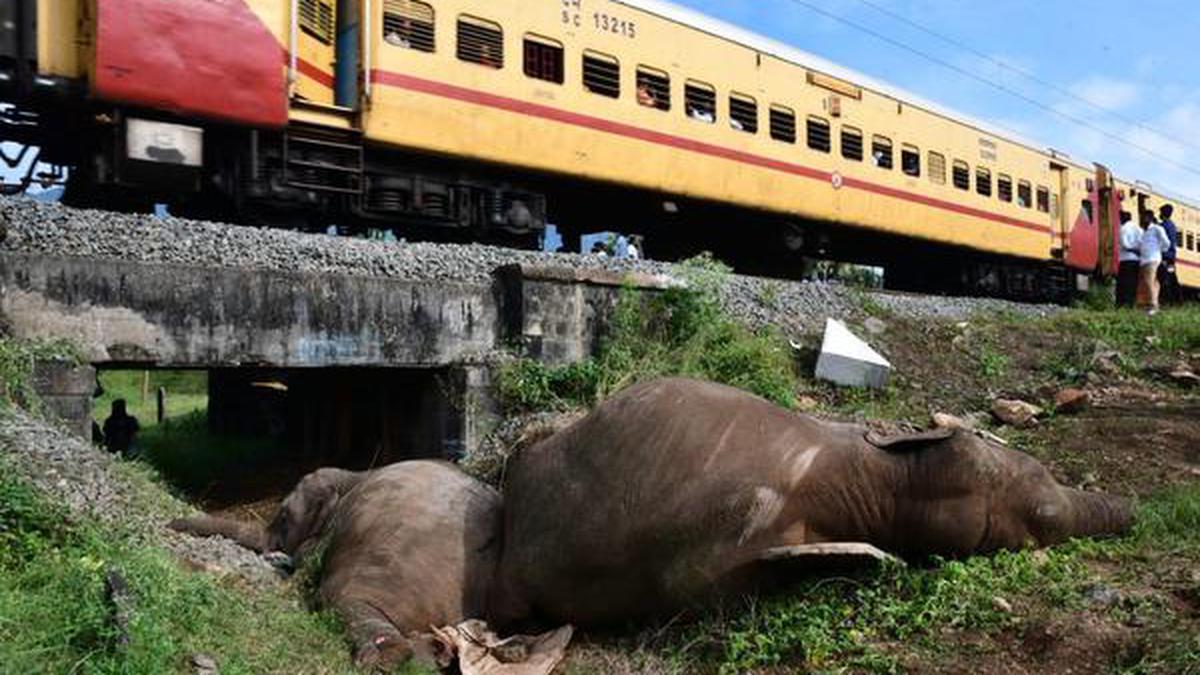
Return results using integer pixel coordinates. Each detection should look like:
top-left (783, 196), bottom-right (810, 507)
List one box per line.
top-left (1116, 210), bottom-right (1142, 308)
top-left (1138, 211), bottom-right (1172, 315)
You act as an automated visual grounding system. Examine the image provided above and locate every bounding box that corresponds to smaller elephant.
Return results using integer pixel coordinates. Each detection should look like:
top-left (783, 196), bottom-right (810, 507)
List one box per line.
top-left (171, 460), bottom-right (503, 668)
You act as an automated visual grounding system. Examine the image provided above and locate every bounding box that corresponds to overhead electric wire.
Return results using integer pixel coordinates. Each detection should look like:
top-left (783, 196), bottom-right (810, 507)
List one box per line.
top-left (778, 0), bottom-right (1200, 188)
top-left (848, 0), bottom-right (1200, 156)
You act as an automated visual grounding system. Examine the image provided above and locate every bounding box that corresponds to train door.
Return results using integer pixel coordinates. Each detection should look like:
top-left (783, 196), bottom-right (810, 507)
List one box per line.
top-left (291, 0), bottom-right (338, 105)
top-left (334, 0), bottom-right (361, 108)
top-left (1094, 165), bottom-right (1119, 277)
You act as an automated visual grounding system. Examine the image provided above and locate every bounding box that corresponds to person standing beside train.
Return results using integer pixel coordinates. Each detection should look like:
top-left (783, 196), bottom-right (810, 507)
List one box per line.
top-left (1157, 204), bottom-right (1180, 305)
top-left (1138, 210), bottom-right (1172, 315)
top-left (1116, 210), bottom-right (1142, 308)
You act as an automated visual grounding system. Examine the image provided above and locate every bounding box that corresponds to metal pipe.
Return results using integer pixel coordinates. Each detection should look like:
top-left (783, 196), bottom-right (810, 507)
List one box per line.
top-left (288, 0), bottom-right (299, 95)
top-left (362, 0), bottom-right (372, 101)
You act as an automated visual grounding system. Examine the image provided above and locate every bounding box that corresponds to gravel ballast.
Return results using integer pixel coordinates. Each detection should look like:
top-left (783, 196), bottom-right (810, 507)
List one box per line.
top-left (0, 196), bottom-right (1059, 337)
top-left (0, 408), bottom-right (280, 587)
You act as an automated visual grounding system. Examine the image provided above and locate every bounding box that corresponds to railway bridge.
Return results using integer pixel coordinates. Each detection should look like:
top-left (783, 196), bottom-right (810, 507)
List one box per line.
top-left (2, 246), bottom-right (669, 465)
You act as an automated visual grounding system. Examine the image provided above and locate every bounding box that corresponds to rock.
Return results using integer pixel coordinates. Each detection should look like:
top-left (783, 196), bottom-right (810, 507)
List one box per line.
top-left (1168, 369), bottom-right (1200, 387)
top-left (1054, 388), bottom-right (1091, 414)
top-left (991, 399), bottom-right (1043, 427)
top-left (1084, 583), bottom-right (1123, 608)
top-left (932, 412), bottom-right (972, 430)
top-left (192, 653), bottom-right (218, 675)
top-left (863, 316), bottom-right (887, 336)
top-left (1080, 472), bottom-right (1100, 488)
top-left (815, 319), bottom-right (892, 389)
top-left (991, 596), bottom-right (1014, 613)
top-left (795, 396), bottom-right (820, 412)
top-left (1090, 350), bottom-right (1122, 376)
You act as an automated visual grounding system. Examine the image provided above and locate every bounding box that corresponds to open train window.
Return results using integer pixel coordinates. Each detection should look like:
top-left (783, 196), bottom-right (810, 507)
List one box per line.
top-left (582, 51), bottom-right (620, 98)
top-left (457, 16), bottom-right (503, 68)
top-left (806, 116), bottom-right (831, 153)
top-left (729, 93), bottom-right (758, 134)
top-left (300, 0), bottom-right (335, 45)
top-left (1036, 186), bottom-right (1051, 213)
top-left (383, 0), bottom-right (435, 52)
top-left (976, 167), bottom-right (992, 197)
top-left (952, 160), bottom-right (970, 190)
top-left (636, 67), bottom-right (671, 111)
top-left (685, 81), bottom-right (716, 123)
top-left (523, 35), bottom-right (563, 83)
top-left (1188, 231), bottom-right (1195, 251)
top-left (1017, 180), bottom-right (1032, 208)
top-left (871, 136), bottom-right (893, 170)
top-left (928, 152), bottom-right (946, 184)
top-left (998, 174), bottom-right (1013, 202)
top-left (901, 144), bottom-right (920, 177)
top-left (841, 127), bottom-right (864, 161)
top-left (770, 106), bottom-right (796, 143)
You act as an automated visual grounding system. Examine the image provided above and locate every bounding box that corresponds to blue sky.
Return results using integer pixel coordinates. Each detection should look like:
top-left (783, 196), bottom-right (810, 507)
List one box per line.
top-left (671, 0), bottom-right (1200, 202)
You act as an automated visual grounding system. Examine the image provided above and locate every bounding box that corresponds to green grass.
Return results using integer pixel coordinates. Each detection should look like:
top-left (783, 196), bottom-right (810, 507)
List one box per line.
top-left (1050, 304), bottom-right (1200, 357)
top-left (94, 370), bottom-right (208, 432)
top-left (658, 485), bottom-right (1200, 674)
top-left (497, 255), bottom-right (797, 412)
top-left (0, 459), bottom-right (359, 674)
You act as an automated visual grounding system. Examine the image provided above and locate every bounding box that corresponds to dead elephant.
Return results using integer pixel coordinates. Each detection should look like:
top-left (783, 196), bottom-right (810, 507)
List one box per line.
top-left (171, 460), bottom-right (502, 668)
top-left (491, 377), bottom-right (1133, 625)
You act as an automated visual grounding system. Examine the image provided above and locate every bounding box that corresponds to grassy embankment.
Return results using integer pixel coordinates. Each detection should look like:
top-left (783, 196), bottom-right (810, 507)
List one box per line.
top-left (1, 340), bottom-right (435, 674)
top-left (497, 263), bottom-right (1200, 674)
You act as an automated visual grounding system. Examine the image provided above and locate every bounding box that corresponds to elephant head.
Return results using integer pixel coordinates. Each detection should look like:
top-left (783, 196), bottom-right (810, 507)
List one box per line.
top-left (264, 467), bottom-right (364, 556)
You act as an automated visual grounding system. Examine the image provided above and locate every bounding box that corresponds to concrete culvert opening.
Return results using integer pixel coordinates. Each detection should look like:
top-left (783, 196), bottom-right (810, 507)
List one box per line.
top-left (94, 366), bottom-right (470, 510)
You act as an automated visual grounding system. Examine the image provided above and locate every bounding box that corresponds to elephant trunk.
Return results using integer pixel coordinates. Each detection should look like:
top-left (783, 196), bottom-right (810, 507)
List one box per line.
top-left (169, 515), bottom-right (267, 552)
top-left (1066, 490), bottom-right (1134, 539)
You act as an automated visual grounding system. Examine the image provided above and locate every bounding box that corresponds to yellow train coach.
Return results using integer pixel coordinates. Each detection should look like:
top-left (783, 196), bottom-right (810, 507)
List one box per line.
top-left (1, 0), bottom-right (1196, 298)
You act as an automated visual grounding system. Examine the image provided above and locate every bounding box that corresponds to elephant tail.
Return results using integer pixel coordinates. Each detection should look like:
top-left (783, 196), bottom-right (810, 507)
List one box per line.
top-left (169, 515), bottom-right (267, 553)
top-left (1067, 490), bottom-right (1135, 539)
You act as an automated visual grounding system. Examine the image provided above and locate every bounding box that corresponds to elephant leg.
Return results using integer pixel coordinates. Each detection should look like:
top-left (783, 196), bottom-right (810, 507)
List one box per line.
top-left (340, 599), bottom-right (443, 670)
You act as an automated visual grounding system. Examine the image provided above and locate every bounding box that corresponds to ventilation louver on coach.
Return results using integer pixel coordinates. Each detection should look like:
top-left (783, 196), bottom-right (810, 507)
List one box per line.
top-left (299, 0), bottom-right (335, 45)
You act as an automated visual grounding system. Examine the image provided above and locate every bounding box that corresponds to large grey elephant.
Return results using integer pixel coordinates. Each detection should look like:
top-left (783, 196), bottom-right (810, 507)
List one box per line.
top-left (172, 460), bottom-right (502, 668)
top-left (490, 377), bottom-right (1133, 626)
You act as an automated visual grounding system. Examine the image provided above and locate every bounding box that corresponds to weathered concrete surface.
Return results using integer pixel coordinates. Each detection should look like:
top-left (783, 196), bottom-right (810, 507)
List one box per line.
top-left (497, 264), bottom-right (677, 366)
top-left (33, 360), bottom-right (95, 439)
top-left (0, 252), bottom-right (497, 367)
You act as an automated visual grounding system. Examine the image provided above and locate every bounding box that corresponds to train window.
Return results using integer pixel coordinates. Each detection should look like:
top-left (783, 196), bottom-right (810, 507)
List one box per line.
top-left (770, 106), bottom-right (796, 144)
top-left (928, 152), bottom-right (946, 185)
top-left (901, 144), bottom-right (920, 177)
top-left (841, 127), bottom-right (864, 161)
top-left (729, 93), bottom-right (758, 133)
top-left (685, 81), bottom-right (716, 123)
top-left (382, 0), bottom-right (435, 52)
top-left (523, 35), bottom-right (563, 83)
top-left (952, 161), bottom-right (970, 190)
top-left (1017, 180), bottom-right (1032, 208)
top-left (976, 167), bottom-right (992, 197)
top-left (636, 67), bottom-right (671, 111)
top-left (806, 116), bottom-right (831, 153)
top-left (300, 0), bottom-right (336, 45)
top-left (998, 174), bottom-right (1013, 203)
top-left (582, 51), bottom-right (620, 98)
top-left (1188, 231), bottom-right (1196, 251)
top-left (457, 16), bottom-right (503, 68)
top-left (871, 136), bottom-right (893, 169)
top-left (1036, 186), bottom-right (1051, 213)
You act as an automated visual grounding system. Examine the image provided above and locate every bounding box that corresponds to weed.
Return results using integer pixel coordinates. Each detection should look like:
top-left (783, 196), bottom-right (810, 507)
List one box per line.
top-left (755, 281), bottom-right (782, 310)
top-left (0, 337), bottom-right (83, 413)
top-left (497, 255), bottom-right (797, 412)
top-left (1052, 305), bottom-right (1200, 357)
top-left (977, 344), bottom-right (1011, 381)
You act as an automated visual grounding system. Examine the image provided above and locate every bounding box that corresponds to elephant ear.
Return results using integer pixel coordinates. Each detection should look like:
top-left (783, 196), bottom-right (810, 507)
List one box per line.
top-left (865, 427), bottom-right (957, 453)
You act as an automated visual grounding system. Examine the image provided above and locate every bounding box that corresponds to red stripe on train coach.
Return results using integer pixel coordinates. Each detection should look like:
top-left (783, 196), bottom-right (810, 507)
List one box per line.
top-left (370, 70), bottom-right (1053, 237)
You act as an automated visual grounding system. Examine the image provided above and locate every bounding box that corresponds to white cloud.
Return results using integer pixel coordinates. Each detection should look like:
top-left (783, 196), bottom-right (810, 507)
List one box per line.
top-left (1068, 76), bottom-right (1141, 111)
